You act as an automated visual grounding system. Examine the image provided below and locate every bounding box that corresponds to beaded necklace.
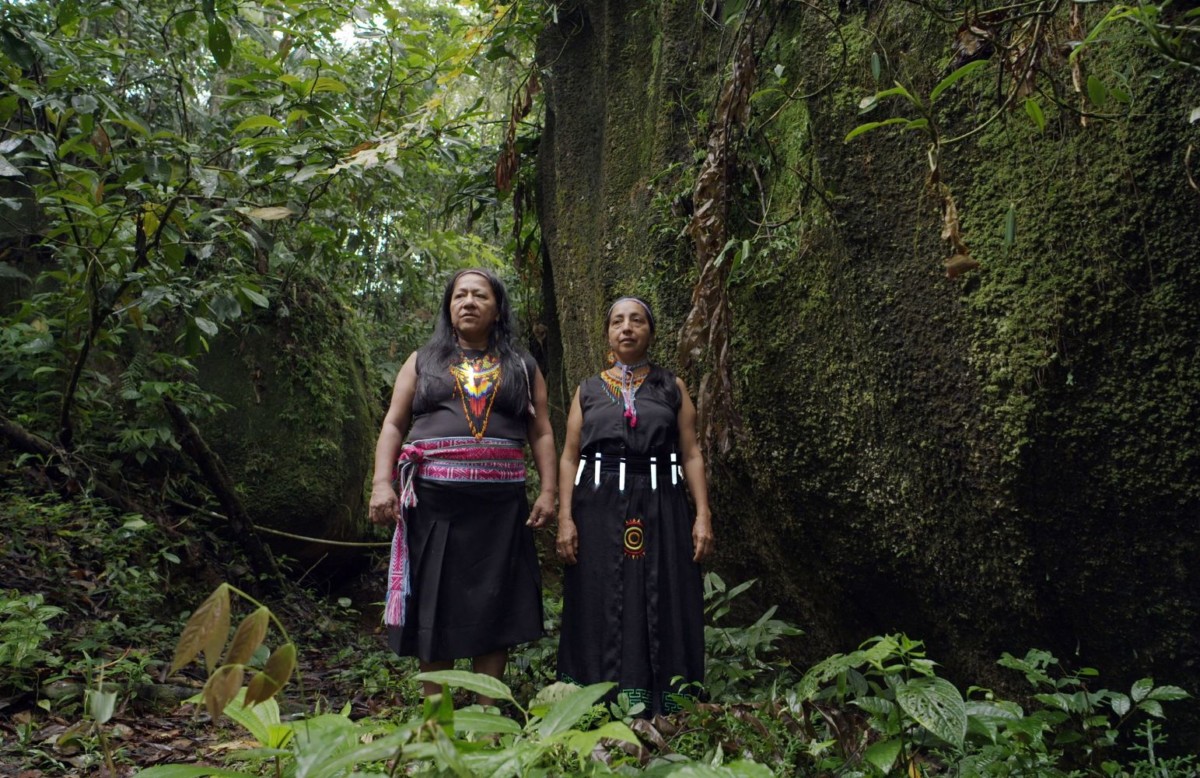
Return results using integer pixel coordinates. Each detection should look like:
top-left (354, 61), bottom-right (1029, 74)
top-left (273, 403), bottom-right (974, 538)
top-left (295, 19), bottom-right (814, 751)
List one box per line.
top-left (449, 349), bottom-right (502, 440)
top-left (600, 359), bottom-right (649, 428)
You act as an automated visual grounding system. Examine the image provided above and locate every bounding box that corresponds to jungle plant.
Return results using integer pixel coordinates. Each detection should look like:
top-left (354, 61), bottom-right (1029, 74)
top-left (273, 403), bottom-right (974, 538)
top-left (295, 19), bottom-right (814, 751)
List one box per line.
top-left (0, 0), bottom-right (545, 494)
top-left (994, 648), bottom-right (1191, 774)
top-left (782, 635), bottom-right (1191, 777)
top-left (166, 583), bottom-right (298, 724)
top-left (0, 590), bottom-right (64, 693)
top-left (703, 573), bottom-right (803, 702)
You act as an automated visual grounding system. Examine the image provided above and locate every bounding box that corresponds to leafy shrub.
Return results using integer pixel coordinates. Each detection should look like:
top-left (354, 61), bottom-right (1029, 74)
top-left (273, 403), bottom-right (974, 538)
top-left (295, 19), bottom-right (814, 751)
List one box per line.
top-left (703, 573), bottom-right (803, 702)
top-left (0, 591), bottom-right (65, 692)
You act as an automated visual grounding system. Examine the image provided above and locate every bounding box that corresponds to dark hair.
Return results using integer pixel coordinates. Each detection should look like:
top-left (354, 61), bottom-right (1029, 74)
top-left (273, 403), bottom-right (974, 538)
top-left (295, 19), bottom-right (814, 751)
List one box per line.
top-left (416, 268), bottom-right (531, 413)
top-left (604, 295), bottom-right (676, 399)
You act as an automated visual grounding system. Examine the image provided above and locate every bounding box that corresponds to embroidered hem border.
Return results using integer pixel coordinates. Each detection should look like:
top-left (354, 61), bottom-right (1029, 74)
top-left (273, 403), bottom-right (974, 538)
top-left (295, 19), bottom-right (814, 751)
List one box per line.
top-left (558, 673), bottom-right (693, 715)
top-left (385, 437), bottom-right (526, 628)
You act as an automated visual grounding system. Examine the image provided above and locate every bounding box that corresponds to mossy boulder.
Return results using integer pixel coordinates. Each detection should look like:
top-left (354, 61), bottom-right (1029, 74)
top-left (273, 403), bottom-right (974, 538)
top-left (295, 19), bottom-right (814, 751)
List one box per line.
top-left (195, 283), bottom-right (378, 563)
top-left (537, 0), bottom-right (1200, 738)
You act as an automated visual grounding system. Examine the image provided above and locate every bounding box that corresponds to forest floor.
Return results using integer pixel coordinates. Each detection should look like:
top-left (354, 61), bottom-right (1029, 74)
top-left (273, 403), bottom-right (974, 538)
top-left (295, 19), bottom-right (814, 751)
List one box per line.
top-left (0, 480), bottom-right (490, 777)
top-left (0, 639), bottom-right (399, 776)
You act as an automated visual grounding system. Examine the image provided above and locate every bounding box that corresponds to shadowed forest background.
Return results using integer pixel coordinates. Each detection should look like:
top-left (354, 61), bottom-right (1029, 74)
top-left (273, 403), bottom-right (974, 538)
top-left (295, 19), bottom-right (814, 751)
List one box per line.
top-left (1, 0), bottom-right (1199, 774)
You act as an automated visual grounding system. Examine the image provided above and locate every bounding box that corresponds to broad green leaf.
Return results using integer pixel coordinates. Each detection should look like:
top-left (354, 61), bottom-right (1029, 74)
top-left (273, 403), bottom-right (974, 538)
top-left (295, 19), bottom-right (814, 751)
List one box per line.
top-left (452, 709), bottom-right (523, 734)
top-left (225, 691), bottom-right (290, 748)
top-left (864, 738), bottom-right (902, 773)
top-left (1147, 685), bottom-right (1189, 702)
top-left (0, 29), bottom-right (37, 70)
top-left (294, 731), bottom-right (410, 778)
top-left (1024, 98), bottom-right (1046, 133)
top-left (896, 677), bottom-right (967, 747)
top-left (232, 115), bottom-right (284, 133)
top-left (724, 763), bottom-right (776, 778)
top-left (1138, 699), bottom-right (1165, 718)
top-left (930, 60), bottom-right (988, 103)
top-left (207, 21), bottom-right (233, 69)
top-left (1086, 74), bottom-right (1108, 108)
top-left (309, 77), bottom-right (348, 94)
top-left (529, 681), bottom-right (581, 710)
top-left (193, 317), bottom-right (218, 337)
top-left (169, 584), bottom-right (230, 676)
top-left (871, 51), bottom-right (881, 82)
top-left (0, 154), bottom-right (23, 177)
top-left (240, 287), bottom-right (269, 308)
top-left (852, 696), bottom-right (895, 718)
top-left (57, 0), bottom-right (81, 28)
top-left (175, 10), bottom-right (197, 37)
top-left (1190, 106), bottom-right (1200, 124)
top-left (562, 720), bottom-right (639, 757)
top-left (415, 670), bottom-right (514, 703)
top-left (292, 164), bottom-right (327, 183)
top-left (537, 682), bottom-right (615, 737)
top-left (876, 84), bottom-right (917, 104)
top-left (1131, 677), bottom-right (1153, 702)
top-left (1110, 692), bottom-right (1131, 716)
top-left (844, 117), bottom-right (910, 143)
top-left (108, 117), bottom-right (150, 137)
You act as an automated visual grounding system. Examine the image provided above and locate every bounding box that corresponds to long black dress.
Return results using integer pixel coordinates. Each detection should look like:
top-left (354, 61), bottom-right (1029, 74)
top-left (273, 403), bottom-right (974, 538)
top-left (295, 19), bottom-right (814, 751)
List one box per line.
top-left (388, 350), bottom-right (543, 662)
top-left (557, 367), bottom-right (705, 715)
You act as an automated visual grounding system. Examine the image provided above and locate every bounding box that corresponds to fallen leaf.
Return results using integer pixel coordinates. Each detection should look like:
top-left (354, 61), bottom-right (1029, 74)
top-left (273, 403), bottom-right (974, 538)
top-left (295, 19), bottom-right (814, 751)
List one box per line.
top-left (945, 253), bottom-right (981, 278)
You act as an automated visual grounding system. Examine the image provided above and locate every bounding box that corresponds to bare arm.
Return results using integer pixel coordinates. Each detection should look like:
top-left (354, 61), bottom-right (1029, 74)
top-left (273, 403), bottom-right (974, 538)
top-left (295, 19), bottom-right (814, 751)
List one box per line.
top-left (368, 352), bottom-right (418, 525)
top-left (676, 377), bottom-right (714, 562)
top-left (525, 367), bottom-right (558, 528)
top-left (555, 388), bottom-right (583, 564)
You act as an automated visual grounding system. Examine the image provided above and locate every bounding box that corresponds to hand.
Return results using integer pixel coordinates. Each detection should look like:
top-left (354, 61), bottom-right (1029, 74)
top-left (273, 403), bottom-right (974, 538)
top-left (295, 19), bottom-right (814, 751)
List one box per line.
top-left (527, 491), bottom-right (556, 529)
top-left (556, 516), bottom-right (579, 565)
top-left (369, 483), bottom-right (399, 526)
top-left (692, 519), bottom-right (714, 563)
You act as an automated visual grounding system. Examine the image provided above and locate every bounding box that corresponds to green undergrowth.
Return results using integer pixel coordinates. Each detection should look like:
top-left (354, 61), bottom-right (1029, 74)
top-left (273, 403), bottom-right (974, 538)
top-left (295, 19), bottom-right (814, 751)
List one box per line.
top-left (2, 484), bottom-right (1196, 776)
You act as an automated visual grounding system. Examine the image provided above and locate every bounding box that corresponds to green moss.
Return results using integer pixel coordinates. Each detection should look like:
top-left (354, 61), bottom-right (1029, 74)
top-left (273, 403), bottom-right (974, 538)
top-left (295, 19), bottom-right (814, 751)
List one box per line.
top-left (539, 0), bottom-right (1200, 741)
top-left (195, 276), bottom-right (379, 559)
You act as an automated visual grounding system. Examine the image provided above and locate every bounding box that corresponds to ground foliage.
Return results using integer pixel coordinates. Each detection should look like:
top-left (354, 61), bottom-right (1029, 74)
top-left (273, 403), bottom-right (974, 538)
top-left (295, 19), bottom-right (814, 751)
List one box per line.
top-left (1, 482), bottom-right (1197, 776)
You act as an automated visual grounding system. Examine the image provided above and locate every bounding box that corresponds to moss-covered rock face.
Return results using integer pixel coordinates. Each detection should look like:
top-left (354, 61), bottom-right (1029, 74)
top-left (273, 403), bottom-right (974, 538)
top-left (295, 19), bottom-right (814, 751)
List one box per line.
top-left (195, 281), bottom-right (378, 563)
top-left (537, 0), bottom-right (1200, 728)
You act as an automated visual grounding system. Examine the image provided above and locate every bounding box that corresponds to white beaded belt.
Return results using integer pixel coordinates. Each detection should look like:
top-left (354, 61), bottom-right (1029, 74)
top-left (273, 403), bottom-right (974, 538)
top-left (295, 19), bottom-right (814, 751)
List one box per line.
top-left (574, 451), bottom-right (683, 491)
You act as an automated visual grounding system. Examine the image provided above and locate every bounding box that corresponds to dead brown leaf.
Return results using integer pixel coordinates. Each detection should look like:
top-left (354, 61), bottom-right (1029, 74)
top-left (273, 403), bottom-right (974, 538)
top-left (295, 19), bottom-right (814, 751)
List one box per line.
top-left (945, 253), bottom-right (981, 279)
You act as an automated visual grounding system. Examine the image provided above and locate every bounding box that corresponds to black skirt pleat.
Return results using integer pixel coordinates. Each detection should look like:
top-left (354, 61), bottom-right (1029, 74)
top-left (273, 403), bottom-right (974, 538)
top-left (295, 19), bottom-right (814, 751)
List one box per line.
top-left (389, 479), bottom-right (543, 662)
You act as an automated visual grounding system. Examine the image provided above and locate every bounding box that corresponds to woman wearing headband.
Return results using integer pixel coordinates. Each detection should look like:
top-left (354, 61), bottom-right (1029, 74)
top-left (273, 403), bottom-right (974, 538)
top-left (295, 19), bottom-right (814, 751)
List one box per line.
top-left (555, 296), bottom-right (714, 715)
top-left (369, 268), bottom-right (557, 703)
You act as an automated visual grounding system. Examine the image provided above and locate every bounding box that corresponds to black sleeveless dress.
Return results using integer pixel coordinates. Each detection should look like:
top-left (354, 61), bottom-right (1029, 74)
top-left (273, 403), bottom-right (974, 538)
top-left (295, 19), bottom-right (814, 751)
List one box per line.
top-left (387, 350), bottom-right (543, 662)
top-left (556, 367), bottom-right (705, 714)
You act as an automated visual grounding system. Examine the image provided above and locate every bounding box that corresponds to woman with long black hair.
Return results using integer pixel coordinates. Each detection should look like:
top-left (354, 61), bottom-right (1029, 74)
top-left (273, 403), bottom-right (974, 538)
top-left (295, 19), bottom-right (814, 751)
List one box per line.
top-left (369, 268), bottom-right (557, 701)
